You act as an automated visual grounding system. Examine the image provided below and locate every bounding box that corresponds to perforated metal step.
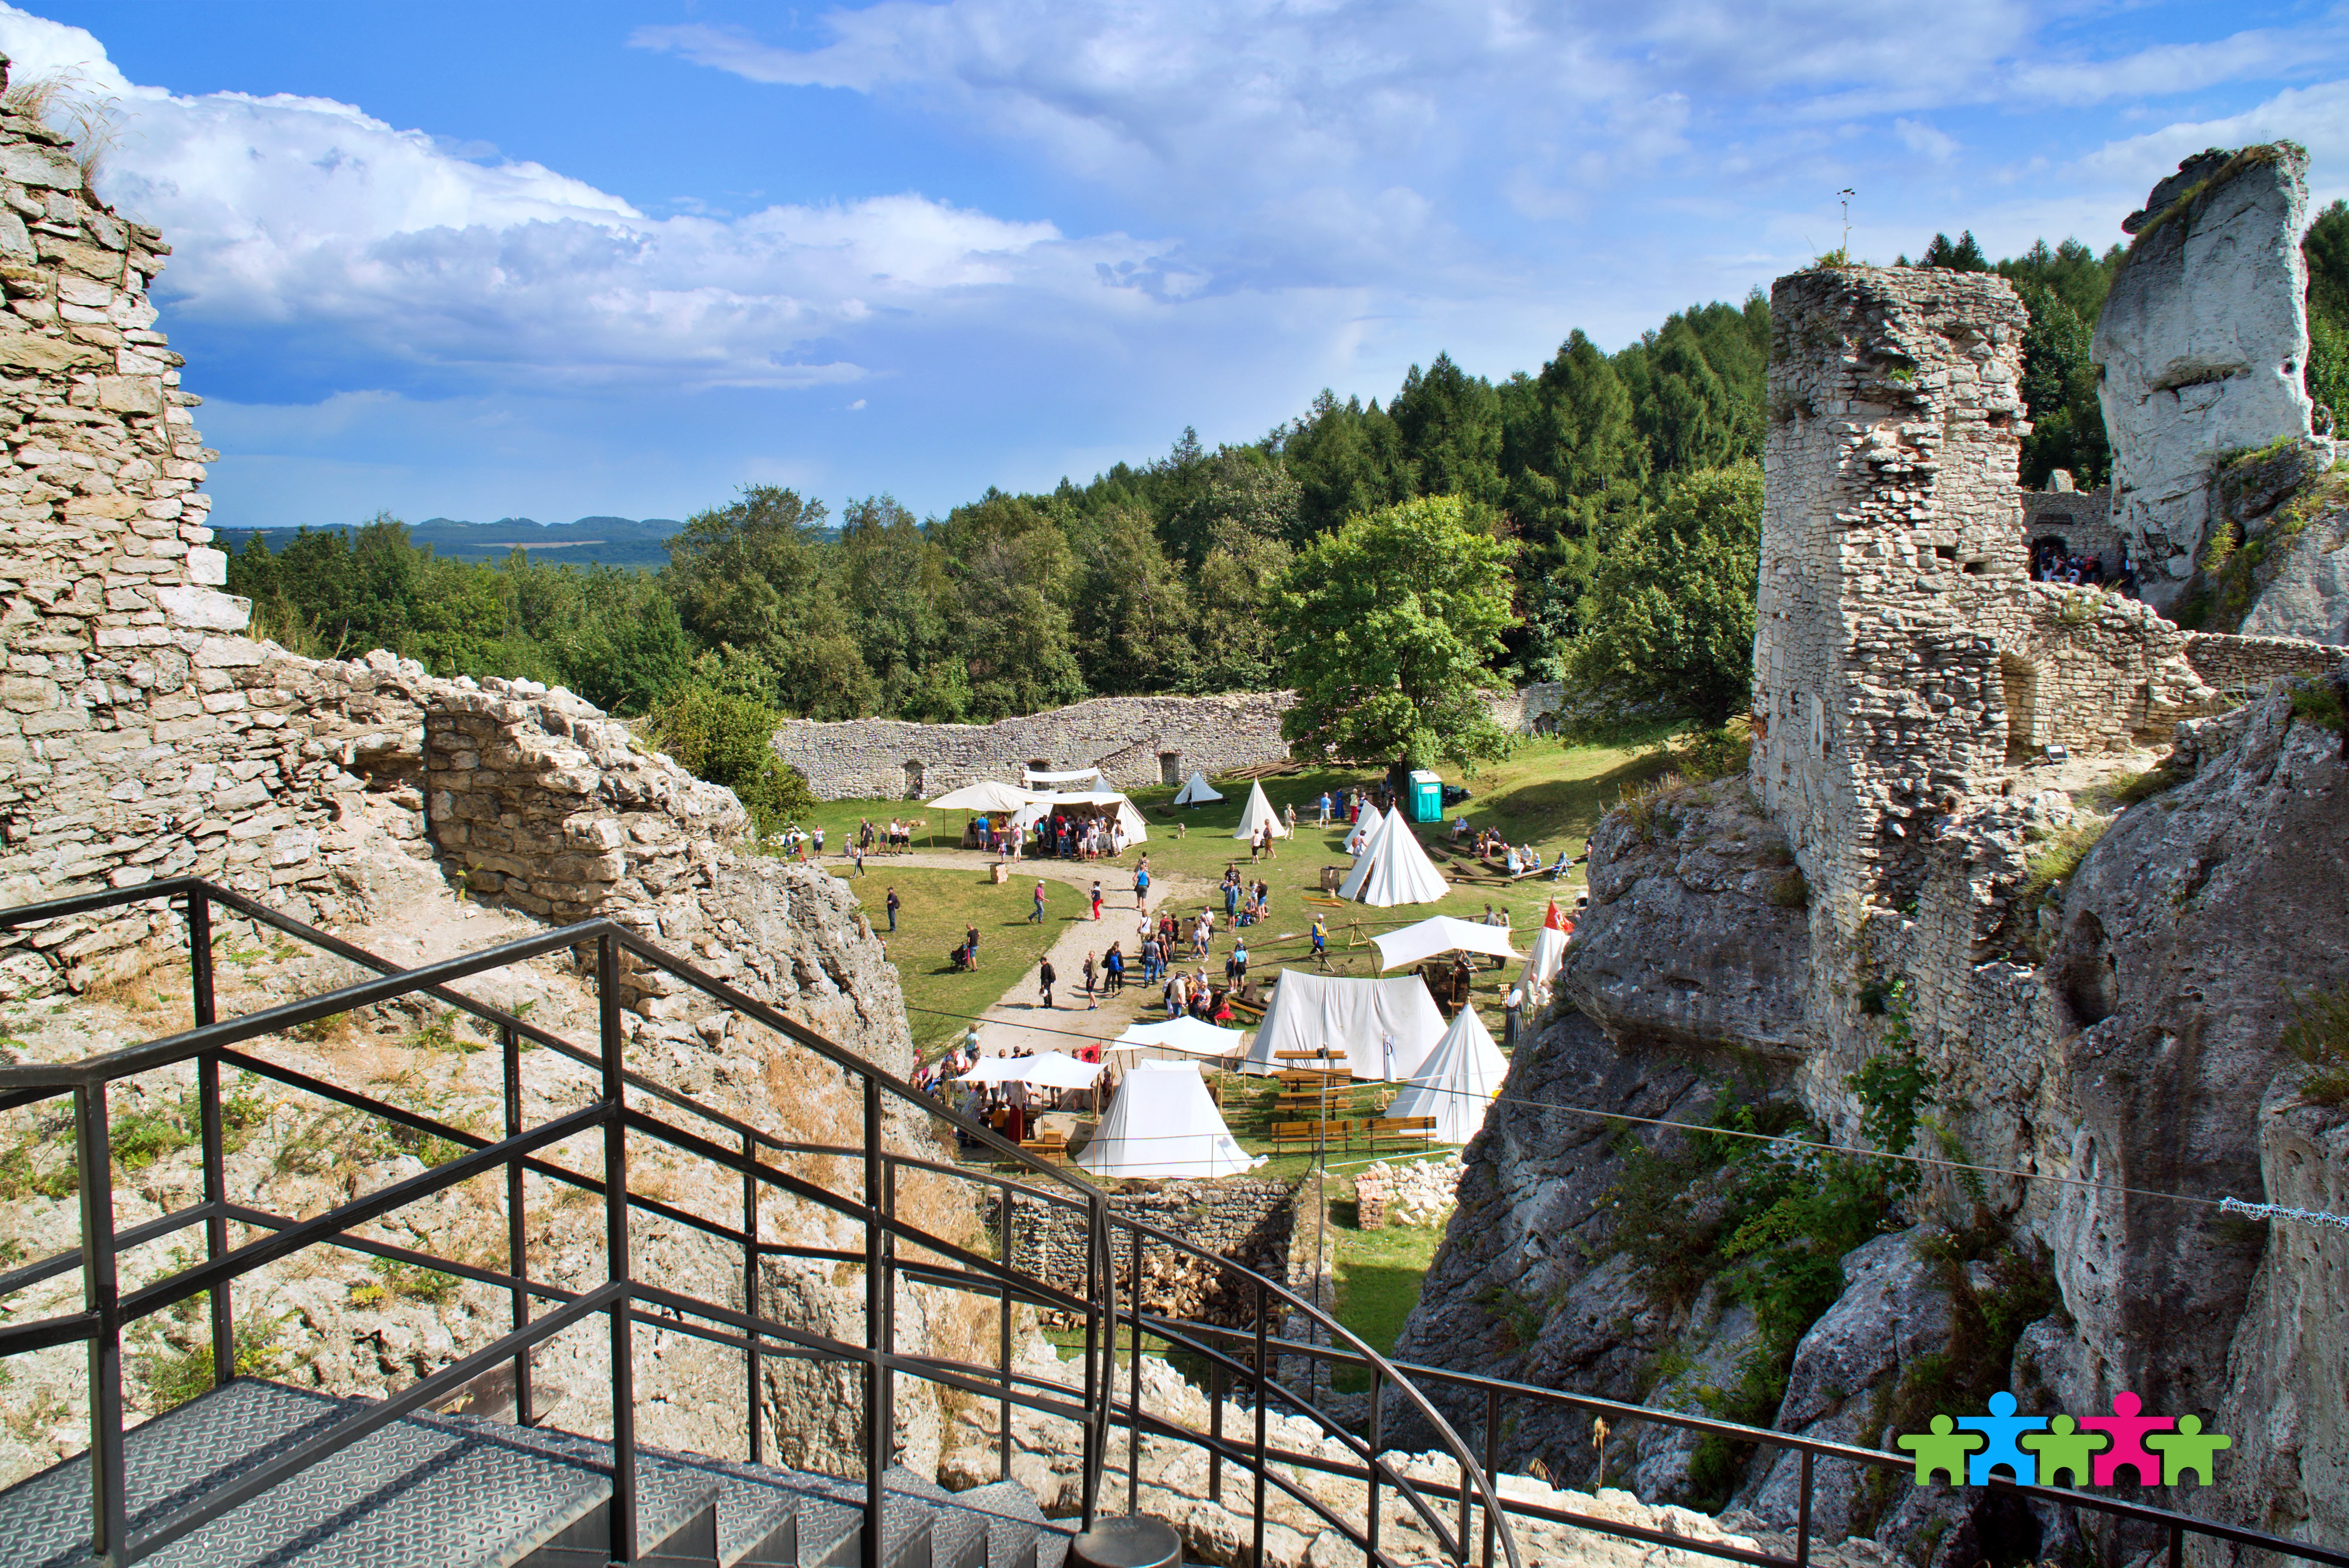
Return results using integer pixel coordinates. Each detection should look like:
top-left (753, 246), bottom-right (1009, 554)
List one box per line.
top-left (0, 1379), bottom-right (1054, 1568)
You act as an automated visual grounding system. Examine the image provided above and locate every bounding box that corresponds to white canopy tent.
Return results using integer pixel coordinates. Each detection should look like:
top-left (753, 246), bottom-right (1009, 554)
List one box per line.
top-left (1023, 766), bottom-right (1104, 790)
top-left (927, 780), bottom-right (1042, 813)
top-left (1337, 811), bottom-right (1449, 907)
top-left (1371, 915), bottom-right (1523, 971)
top-left (1518, 901), bottom-right (1570, 1007)
top-left (1344, 805), bottom-right (1386, 858)
top-left (1077, 1060), bottom-right (1263, 1178)
top-left (1387, 1005), bottom-right (1508, 1144)
top-left (1107, 1016), bottom-right (1247, 1063)
top-left (1241, 969), bottom-right (1447, 1081)
top-left (1172, 771), bottom-right (1224, 806)
top-left (959, 1051), bottom-right (1104, 1090)
top-left (1232, 780), bottom-right (1287, 840)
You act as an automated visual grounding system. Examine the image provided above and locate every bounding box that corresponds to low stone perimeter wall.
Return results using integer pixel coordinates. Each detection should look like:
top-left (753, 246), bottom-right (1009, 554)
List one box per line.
top-left (773, 692), bottom-right (1296, 800)
top-left (2182, 629), bottom-right (2349, 692)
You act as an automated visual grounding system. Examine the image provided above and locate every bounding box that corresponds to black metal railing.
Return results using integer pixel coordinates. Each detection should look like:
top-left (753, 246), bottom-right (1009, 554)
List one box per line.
top-left (0, 877), bottom-right (1522, 1568)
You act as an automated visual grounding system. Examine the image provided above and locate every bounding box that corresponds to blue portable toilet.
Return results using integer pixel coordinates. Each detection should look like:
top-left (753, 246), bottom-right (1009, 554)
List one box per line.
top-left (1407, 770), bottom-right (1445, 824)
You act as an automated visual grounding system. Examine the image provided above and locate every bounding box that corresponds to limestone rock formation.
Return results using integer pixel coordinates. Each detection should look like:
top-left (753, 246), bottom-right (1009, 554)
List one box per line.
top-left (2030, 686), bottom-right (2349, 1422)
top-left (2209, 1074), bottom-right (2349, 1555)
top-left (1565, 779), bottom-right (1811, 1056)
top-left (2094, 145), bottom-right (2320, 607)
top-left (2237, 495), bottom-right (2349, 643)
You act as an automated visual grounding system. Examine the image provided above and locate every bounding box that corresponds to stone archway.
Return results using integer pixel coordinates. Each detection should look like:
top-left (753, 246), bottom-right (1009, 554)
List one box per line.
top-left (903, 759), bottom-right (925, 799)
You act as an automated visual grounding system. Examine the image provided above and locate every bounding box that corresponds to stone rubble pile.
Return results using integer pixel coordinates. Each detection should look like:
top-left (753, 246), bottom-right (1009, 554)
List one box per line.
top-left (1352, 1155), bottom-right (1462, 1229)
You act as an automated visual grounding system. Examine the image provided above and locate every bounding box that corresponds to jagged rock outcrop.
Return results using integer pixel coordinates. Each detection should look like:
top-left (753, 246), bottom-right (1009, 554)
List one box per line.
top-left (2208, 1074), bottom-right (2349, 1557)
top-left (2237, 492), bottom-right (2349, 643)
top-left (2028, 687), bottom-right (2349, 1422)
top-left (1565, 779), bottom-right (1812, 1056)
top-left (2094, 144), bottom-right (2320, 608)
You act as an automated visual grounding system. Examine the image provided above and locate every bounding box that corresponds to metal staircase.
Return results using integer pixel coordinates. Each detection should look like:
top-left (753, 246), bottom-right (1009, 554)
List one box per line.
top-left (0, 1375), bottom-right (1066, 1568)
top-left (0, 878), bottom-right (1518, 1568)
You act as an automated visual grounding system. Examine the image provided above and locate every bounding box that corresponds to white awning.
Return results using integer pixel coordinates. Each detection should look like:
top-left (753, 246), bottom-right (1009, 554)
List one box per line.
top-left (1023, 766), bottom-right (1104, 789)
top-left (928, 780), bottom-right (1044, 813)
top-left (1371, 914), bottom-right (1523, 971)
top-left (1107, 1016), bottom-right (1248, 1059)
top-left (960, 1051), bottom-right (1104, 1089)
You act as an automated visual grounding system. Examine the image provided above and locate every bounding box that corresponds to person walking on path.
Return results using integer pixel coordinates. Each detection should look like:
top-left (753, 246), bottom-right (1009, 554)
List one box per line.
top-left (1134, 862), bottom-right (1150, 909)
top-left (1030, 880), bottom-right (1048, 923)
top-left (1039, 958), bottom-right (1057, 1010)
top-left (851, 841), bottom-right (865, 877)
top-left (1090, 881), bottom-right (1104, 921)
top-left (1082, 952), bottom-right (1098, 1010)
top-left (1231, 936), bottom-right (1249, 989)
top-left (813, 825), bottom-right (825, 858)
top-left (965, 924), bottom-right (980, 967)
top-left (1318, 791), bottom-right (1332, 827)
top-left (1311, 913), bottom-right (1328, 968)
top-left (885, 886), bottom-right (900, 932)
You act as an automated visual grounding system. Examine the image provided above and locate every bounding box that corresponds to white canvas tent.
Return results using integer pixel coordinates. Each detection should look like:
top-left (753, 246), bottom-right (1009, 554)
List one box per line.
top-left (1241, 969), bottom-right (1447, 1081)
top-left (1077, 1060), bottom-right (1262, 1178)
top-left (1372, 914), bottom-right (1523, 971)
top-left (1012, 791), bottom-right (1150, 843)
top-left (1023, 766), bottom-right (1104, 790)
top-left (1518, 900), bottom-right (1570, 1007)
top-left (1387, 1005), bottom-right (1508, 1144)
top-left (1107, 1016), bottom-right (1247, 1063)
top-left (1344, 805), bottom-right (1386, 858)
top-left (1337, 811), bottom-right (1449, 907)
top-left (1172, 770), bottom-right (1224, 806)
top-left (1231, 780), bottom-right (1287, 840)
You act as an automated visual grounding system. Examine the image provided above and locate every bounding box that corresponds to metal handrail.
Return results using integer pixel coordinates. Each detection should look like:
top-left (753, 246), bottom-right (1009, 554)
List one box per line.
top-left (0, 877), bottom-right (1514, 1568)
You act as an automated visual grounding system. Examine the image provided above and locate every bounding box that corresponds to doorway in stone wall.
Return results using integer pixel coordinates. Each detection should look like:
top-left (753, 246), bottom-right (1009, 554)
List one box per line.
top-left (1159, 752), bottom-right (1182, 786)
top-left (2001, 655), bottom-right (2038, 764)
top-left (903, 760), bottom-right (924, 799)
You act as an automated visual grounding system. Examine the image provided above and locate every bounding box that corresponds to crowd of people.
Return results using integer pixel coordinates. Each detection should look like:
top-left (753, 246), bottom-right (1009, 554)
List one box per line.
top-left (2032, 537), bottom-right (2139, 596)
top-left (963, 808), bottom-right (1132, 860)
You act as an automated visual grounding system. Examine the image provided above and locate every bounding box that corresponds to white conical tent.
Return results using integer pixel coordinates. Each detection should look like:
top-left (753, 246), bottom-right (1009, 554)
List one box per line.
top-left (1344, 805), bottom-right (1386, 858)
top-left (1241, 969), bottom-right (1447, 1081)
top-left (1172, 771), bottom-right (1224, 805)
top-left (1077, 1060), bottom-right (1264, 1177)
top-left (1337, 810), bottom-right (1449, 907)
top-left (1387, 1005), bottom-right (1508, 1144)
top-left (1518, 901), bottom-right (1570, 1007)
top-left (1232, 780), bottom-right (1287, 839)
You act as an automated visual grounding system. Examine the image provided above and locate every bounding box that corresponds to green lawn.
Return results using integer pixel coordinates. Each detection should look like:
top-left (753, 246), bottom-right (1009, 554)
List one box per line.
top-left (796, 732), bottom-right (1680, 1033)
top-left (1328, 1206), bottom-right (1447, 1392)
top-left (852, 867), bottom-right (1091, 1056)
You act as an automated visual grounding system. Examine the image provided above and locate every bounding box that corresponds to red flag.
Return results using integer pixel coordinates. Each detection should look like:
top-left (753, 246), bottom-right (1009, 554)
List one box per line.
top-left (1543, 899), bottom-right (1567, 932)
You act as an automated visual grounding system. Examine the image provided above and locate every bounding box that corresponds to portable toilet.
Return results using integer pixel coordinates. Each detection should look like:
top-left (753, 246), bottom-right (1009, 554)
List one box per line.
top-left (1407, 770), bottom-right (1445, 823)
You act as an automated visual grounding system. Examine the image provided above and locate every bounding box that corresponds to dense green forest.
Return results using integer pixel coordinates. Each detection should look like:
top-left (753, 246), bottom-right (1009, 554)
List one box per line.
top-left (229, 212), bottom-right (2349, 759)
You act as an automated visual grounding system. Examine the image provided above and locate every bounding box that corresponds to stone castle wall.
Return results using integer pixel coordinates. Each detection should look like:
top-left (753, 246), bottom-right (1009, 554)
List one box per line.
top-left (1011, 1177), bottom-right (1294, 1317)
top-left (2019, 484), bottom-right (2126, 567)
top-left (773, 691), bottom-right (1297, 800)
top-left (0, 88), bottom-right (470, 991)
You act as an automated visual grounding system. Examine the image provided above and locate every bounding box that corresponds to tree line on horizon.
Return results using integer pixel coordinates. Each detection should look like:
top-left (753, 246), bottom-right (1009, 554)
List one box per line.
top-left (226, 212), bottom-right (2349, 818)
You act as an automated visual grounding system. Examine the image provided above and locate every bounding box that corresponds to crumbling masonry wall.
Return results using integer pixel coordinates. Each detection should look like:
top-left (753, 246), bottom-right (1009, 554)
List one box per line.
top-left (0, 86), bottom-right (467, 993)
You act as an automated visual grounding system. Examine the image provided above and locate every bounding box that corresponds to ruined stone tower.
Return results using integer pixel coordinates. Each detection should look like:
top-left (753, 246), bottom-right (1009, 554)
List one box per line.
top-left (1750, 266), bottom-right (2329, 916)
top-left (1750, 267), bottom-right (2034, 904)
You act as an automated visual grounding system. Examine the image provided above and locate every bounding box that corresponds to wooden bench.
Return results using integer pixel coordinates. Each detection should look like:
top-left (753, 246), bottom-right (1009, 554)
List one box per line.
top-left (1369, 1115), bottom-right (1437, 1149)
top-left (1269, 1119), bottom-right (1360, 1153)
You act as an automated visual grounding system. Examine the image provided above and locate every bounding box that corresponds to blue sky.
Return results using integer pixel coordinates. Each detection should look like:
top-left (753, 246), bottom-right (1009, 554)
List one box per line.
top-left (4, 2), bottom-right (2346, 531)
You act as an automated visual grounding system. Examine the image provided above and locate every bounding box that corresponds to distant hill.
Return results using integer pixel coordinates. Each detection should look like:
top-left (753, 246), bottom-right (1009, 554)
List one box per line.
top-left (211, 515), bottom-right (684, 570)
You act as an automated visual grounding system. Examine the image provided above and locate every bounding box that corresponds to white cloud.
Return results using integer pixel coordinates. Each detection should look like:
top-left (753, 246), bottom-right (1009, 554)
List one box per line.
top-left (1895, 119), bottom-right (1960, 163)
top-left (0, 4), bottom-right (1181, 395)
